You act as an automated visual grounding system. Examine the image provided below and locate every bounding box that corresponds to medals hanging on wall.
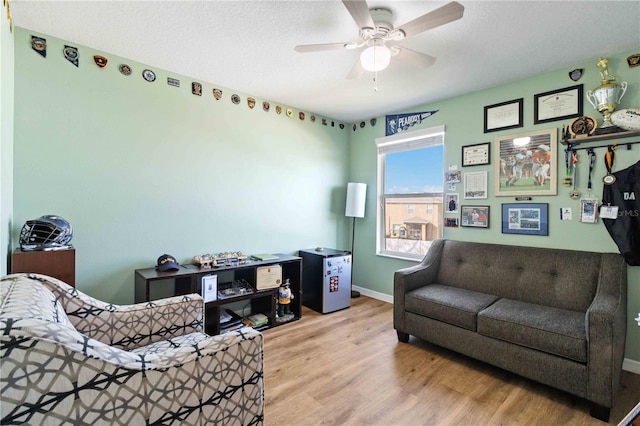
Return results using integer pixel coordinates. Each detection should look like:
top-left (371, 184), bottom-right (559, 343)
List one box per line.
top-left (191, 82), bottom-right (202, 96)
top-left (579, 149), bottom-right (599, 223)
top-left (247, 97), bottom-right (256, 109)
top-left (563, 148), bottom-right (572, 187)
top-left (262, 101), bottom-right (270, 112)
top-left (63, 45), bottom-right (79, 67)
top-left (31, 35), bottom-right (46, 58)
top-left (603, 143), bottom-right (618, 185)
top-left (569, 150), bottom-right (581, 199)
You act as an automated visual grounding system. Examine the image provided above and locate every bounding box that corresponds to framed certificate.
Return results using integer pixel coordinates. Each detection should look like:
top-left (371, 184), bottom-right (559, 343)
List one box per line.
top-left (484, 98), bottom-right (523, 133)
top-left (462, 142), bottom-right (490, 166)
top-left (534, 84), bottom-right (583, 124)
top-left (463, 171), bottom-right (488, 199)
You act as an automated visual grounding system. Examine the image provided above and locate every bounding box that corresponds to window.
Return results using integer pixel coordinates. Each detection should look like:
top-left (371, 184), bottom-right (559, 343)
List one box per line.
top-left (376, 126), bottom-right (444, 260)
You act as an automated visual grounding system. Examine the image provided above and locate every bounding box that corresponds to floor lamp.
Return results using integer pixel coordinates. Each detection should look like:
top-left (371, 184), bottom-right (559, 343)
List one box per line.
top-left (345, 182), bottom-right (366, 299)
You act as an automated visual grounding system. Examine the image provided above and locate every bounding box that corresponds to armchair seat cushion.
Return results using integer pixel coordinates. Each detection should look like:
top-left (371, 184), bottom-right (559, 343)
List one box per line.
top-left (477, 298), bottom-right (587, 362)
top-left (406, 284), bottom-right (499, 331)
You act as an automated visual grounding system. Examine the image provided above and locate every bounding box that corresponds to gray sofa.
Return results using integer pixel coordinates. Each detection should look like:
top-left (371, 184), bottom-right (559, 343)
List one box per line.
top-left (394, 239), bottom-right (627, 422)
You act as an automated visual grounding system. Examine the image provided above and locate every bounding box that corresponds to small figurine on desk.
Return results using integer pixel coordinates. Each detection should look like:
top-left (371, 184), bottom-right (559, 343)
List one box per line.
top-left (277, 279), bottom-right (294, 322)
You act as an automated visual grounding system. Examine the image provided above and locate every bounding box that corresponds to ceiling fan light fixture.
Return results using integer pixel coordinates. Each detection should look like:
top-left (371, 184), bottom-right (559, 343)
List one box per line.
top-left (360, 44), bottom-right (391, 72)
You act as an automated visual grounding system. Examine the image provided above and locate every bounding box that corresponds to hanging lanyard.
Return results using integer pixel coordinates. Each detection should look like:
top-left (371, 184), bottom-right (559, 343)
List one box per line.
top-left (603, 143), bottom-right (618, 185)
top-left (587, 148), bottom-right (596, 197)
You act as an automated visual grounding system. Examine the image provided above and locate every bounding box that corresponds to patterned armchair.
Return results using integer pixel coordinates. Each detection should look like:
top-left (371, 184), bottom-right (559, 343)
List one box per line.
top-left (1, 273), bottom-right (264, 425)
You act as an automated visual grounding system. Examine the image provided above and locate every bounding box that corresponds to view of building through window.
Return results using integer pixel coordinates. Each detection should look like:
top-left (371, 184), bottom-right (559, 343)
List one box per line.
top-left (376, 127), bottom-right (444, 259)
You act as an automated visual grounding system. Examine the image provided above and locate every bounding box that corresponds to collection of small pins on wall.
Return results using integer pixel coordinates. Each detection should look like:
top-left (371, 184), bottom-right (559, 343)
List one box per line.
top-left (28, 35), bottom-right (383, 130)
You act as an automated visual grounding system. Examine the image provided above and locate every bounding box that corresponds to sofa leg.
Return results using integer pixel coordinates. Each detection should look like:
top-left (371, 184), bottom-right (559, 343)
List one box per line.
top-left (589, 402), bottom-right (610, 422)
top-left (396, 331), bottom-right (410, 343)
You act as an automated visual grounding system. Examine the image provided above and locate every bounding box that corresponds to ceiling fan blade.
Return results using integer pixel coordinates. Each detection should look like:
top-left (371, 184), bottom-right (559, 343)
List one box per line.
top-left (396, 1), bottom-right (464, 38)
top-left (294, 42), bottom-right (347, 53)
top-left (346, 59), bottom-right (365, 80)
top-left (342, 0), bottom-right (375, 30)
top-left (395, 47), bottom-right (436, 68)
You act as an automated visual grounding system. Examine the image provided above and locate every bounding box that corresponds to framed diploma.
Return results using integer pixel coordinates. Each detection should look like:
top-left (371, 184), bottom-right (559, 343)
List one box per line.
top-left (462, 142), bottom-right (491, 167)
top-left (484, 98), bottom-right (523, 133)
top-left (534, 84), bottom-right (583, 124)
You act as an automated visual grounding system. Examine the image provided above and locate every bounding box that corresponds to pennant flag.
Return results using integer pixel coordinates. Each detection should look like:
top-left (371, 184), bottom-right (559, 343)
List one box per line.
top-left (385, 110), bottom-right (439, 136)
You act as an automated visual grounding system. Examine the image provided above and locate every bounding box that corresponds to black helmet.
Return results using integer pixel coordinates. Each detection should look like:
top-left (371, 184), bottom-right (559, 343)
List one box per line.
top-left (19, 215), bottom-right (73, 251)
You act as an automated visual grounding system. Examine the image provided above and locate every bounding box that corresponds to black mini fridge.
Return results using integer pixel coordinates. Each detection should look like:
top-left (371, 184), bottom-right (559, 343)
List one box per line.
top-left (299, 248), bottom-right (351, 314)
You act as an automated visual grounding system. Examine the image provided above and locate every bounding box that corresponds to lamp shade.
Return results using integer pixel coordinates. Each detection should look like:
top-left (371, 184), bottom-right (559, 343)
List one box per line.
top-left (360, 45), bottom-right (391, 72)
top-left (345, 182), bottom-right (367, 218)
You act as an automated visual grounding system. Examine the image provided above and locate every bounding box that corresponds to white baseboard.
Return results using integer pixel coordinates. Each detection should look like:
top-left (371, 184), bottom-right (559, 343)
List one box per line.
top-left (352, 285), bottom-right (393, 304)
top-left (623, 358), bottom-right (640, 374)
top-left (353, 285), bottom-right (640, 375)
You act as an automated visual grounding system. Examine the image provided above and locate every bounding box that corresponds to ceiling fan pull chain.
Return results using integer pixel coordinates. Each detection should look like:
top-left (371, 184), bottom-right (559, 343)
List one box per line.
top-left (374, 70), bottom-right (379, 91)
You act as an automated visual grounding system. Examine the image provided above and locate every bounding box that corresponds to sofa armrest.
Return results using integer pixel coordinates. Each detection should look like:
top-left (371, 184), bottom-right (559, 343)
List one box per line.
top-left (1, 326), bottom-right (263, 424)
top-left (585, 253), bottom-right (627, 408)
top-left (32, 273), bottom-right (204, 350)
top-left (393, 239), bottom-right (445, 331)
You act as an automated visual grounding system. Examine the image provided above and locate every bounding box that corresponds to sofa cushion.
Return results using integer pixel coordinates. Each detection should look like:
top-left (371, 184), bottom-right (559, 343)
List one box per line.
top-left (406, 284), bottom-right (499, 331)
top-left (477, 298), bottom-right (587, 363)
top-left (435, 240), bottom-right (601, 312)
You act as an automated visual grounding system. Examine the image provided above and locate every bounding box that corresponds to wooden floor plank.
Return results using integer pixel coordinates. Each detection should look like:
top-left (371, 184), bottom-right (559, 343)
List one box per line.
top-left (263, 296), bottom-right (639, 425)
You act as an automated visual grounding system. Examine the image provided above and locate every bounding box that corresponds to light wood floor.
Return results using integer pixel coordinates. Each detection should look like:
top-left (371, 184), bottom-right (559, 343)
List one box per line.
top-left (263, 296), bottom-right (639, 425)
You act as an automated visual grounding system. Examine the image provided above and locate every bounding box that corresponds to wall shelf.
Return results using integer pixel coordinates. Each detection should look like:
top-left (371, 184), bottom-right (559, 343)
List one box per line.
top-left (561, 129), bottom-right (640, 146)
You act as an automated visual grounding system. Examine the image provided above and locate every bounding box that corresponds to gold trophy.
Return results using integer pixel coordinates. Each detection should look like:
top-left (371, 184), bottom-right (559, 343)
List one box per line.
top-left (586, 58), bottom-right (627, 131)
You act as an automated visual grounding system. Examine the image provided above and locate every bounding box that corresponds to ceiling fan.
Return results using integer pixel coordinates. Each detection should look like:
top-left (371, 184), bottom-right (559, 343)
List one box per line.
top-left (294, 0), bottom-right (465, 79)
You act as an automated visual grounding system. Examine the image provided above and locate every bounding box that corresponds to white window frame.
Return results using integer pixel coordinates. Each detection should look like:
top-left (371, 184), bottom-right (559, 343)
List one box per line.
top-left (375, 125), bottom-right (445, 261)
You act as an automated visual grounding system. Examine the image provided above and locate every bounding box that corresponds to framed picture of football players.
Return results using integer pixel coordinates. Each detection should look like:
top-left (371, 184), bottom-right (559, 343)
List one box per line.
top-left (494, 128), bottom-right (557, 196)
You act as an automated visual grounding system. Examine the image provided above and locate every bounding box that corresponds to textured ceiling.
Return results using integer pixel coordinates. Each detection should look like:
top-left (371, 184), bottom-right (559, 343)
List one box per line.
top-left (9, 0), bottom-right (640, 123)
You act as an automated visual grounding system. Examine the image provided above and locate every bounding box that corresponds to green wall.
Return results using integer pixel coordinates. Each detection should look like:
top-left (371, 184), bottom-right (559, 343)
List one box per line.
top-left (9, 28), bottom-right (639, 364)
top-left (349, 49), bottom-right (639, 363)
top-left (12, 28), bottom-right (350, 304)
top-left (1, 8), bottom-right (14, 275)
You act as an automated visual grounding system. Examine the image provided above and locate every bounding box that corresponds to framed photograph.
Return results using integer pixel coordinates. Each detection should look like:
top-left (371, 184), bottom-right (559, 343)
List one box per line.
top-left (462, 142), bottom-right (491, 167)
top-left (461, 205), bottom-right (490, 228)
top-left (445, 170), bottom-right (461, 184)
top-left (501, 203), bottom-right (549, 236)
top-left (463, 171), bottom-right (488, 199)
top-left (445, 193), bottom-right (459, 213)
top-left (484, 98), bottom-right (523, 133)
top-left (534, 84), bottom-right (583, 124)
top-left (494, 128), bottom-right (557, 196)
top-left (444, 218), bottom-right (459, 228)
